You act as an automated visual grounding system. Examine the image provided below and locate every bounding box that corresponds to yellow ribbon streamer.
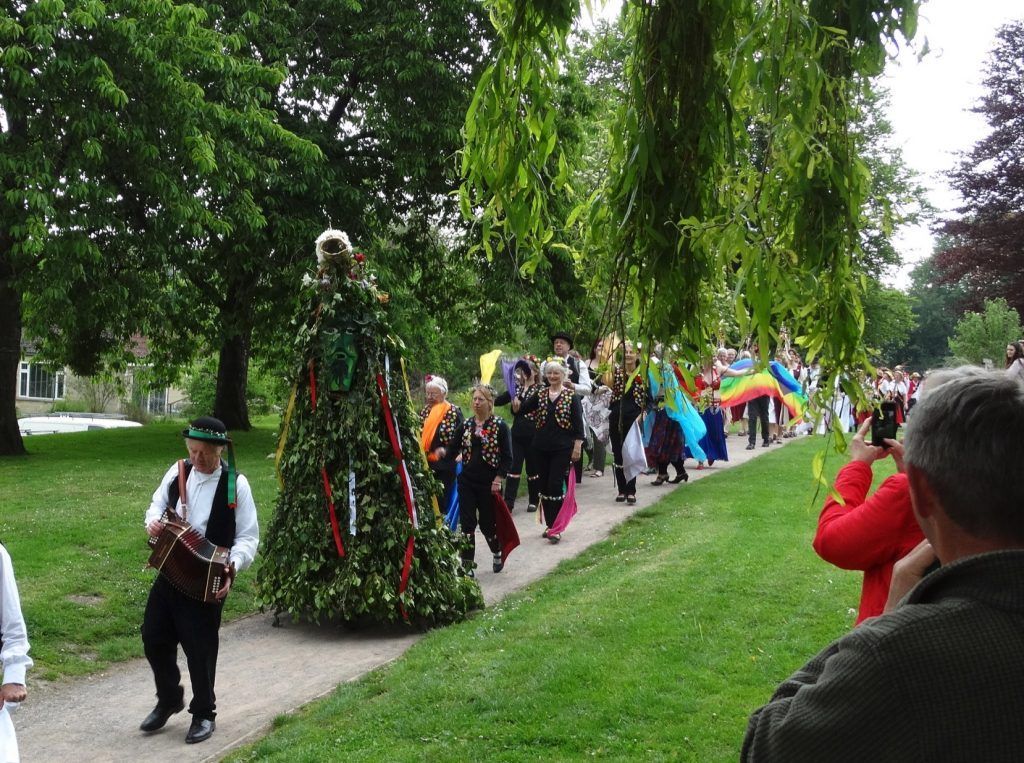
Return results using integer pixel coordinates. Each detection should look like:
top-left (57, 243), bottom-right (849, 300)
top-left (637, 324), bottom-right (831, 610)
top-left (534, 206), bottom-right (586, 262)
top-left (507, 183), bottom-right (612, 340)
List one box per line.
top-left (274, 382), bottom-right (298, 489)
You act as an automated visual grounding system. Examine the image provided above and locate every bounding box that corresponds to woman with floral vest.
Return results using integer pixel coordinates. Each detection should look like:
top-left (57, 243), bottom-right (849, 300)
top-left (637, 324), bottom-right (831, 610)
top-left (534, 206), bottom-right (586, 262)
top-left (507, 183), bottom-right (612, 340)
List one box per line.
top-left (454, 384), bottom-right (512, 576)
top-left (519, 358), bottom-right (585, 543)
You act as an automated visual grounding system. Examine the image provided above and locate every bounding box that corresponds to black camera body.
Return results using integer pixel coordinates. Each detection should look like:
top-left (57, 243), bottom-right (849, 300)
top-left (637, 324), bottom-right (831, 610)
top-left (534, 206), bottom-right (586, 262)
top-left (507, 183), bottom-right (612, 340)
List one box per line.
top-left (871, 401), bottom-right (899, 447)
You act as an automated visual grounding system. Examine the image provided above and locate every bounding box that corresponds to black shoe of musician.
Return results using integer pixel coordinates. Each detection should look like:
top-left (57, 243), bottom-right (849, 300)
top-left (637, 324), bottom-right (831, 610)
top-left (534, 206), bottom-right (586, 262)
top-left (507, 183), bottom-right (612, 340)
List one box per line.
top-left (492, 552), bottom-right (504, 573)
top-left (140, 701), bottom-right (185, 732)
top-left (185, 717), bottom-right (216, 744)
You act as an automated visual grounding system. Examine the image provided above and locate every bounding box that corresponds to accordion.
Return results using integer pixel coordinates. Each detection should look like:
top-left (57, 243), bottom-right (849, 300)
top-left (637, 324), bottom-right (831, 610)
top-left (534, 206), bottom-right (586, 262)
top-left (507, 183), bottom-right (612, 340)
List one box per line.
top-left (148, 516), bottom-right (231, 603)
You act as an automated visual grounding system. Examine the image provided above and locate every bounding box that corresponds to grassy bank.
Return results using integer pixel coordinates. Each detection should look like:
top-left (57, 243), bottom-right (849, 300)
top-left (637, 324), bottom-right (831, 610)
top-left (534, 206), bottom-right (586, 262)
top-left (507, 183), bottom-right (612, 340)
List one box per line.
top-left (228, 438), bottom-right (889, 761)
top-left (0, 419), bottom-right (280, 680)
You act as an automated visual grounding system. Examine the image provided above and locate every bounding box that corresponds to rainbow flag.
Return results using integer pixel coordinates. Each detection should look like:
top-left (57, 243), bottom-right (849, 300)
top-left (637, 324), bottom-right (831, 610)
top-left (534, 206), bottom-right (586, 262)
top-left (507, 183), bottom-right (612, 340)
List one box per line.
top-left (769, 360), bottom-right (808, 419)
top-left (719, 359), bottom-right (807, 419)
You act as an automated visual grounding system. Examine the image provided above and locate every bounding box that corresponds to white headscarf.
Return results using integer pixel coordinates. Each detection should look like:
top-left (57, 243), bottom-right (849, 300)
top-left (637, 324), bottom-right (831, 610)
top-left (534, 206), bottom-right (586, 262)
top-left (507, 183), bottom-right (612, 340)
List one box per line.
top-left (425, 376), bottom-right (449, 395)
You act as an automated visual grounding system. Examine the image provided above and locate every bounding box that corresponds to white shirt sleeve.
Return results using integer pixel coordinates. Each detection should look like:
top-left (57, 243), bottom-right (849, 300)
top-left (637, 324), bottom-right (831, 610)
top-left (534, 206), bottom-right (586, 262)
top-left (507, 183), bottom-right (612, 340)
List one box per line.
top-left (145, 463), bottom-right (180, 528)
top-left (0, 546), bottom-right (32, 686)
top-left (574, 361), bottom-right (593, 395)
top-left (228, 474), bottom-right (260, 573)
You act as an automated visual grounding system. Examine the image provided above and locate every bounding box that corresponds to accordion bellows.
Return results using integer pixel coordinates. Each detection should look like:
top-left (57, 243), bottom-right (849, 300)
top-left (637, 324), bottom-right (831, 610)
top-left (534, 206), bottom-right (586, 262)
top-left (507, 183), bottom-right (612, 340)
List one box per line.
top-left (148, 517), bottom-right (231, 603)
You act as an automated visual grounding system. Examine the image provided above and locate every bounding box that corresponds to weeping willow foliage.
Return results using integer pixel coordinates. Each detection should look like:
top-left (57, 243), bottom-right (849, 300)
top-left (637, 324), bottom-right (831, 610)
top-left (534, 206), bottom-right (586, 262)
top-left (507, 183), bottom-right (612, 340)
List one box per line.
top-left (461, 0), bottom-right (920, 445)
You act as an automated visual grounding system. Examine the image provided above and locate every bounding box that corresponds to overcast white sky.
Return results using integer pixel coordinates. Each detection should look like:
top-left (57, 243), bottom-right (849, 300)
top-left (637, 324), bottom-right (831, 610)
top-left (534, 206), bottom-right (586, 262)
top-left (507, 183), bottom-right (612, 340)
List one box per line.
top-left (583, 1), bottom-right (1022, 290)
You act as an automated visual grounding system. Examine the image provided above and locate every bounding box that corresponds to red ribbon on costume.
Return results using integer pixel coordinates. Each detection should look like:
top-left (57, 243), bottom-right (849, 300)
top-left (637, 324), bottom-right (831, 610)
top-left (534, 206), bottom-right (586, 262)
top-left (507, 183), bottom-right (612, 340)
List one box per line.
top-left (308, 360), bottom-right (318, 410)
top-left (320, 467), bottom-right (346, 557)
top-left (376, 373), bottom-right (417, 620)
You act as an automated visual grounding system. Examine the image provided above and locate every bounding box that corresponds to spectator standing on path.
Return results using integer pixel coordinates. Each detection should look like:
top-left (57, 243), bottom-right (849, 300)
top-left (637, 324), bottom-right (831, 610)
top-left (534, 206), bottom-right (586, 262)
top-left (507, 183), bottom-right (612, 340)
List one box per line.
top-left (140, 417), bottom-right (260, 745)
top-left (0, 543), bottom-right (32, 763)
top-left (743, 368), bottom-right (1024, 761)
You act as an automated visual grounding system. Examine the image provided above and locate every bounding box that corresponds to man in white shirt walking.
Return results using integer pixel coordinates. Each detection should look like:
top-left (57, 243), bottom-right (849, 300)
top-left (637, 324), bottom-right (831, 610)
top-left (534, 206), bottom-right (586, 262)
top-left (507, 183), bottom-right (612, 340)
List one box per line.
top-left (140, 416), bottom-right (259, 745)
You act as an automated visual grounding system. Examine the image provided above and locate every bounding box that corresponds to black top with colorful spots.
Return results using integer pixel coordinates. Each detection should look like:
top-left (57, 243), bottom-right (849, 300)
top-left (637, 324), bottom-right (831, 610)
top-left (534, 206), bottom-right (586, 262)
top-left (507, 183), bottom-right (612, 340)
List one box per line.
top-left (610, 365), bottom-right (646, 417)
top-left (519, 388), bottom-right (585, 452)
top-left (456, 415), bottom-right (512, 483)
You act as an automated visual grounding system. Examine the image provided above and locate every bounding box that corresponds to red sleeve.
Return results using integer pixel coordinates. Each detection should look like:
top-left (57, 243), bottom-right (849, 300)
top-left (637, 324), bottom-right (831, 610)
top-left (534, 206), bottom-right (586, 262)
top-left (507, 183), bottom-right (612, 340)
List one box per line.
top-left (812, 462), bottom-right (914, 571)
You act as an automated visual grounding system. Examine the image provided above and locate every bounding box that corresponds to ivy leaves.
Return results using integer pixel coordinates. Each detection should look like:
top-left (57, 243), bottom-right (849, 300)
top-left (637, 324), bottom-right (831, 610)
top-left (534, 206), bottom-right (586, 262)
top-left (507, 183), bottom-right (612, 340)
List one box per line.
top-left (258, 268), bottom-right (483, 626)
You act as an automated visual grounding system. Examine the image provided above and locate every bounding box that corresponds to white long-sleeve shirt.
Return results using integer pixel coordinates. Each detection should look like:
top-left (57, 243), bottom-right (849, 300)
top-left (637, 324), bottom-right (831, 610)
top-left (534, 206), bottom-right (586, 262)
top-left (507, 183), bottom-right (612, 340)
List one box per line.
top-left (0, 545), bottom-right (32, 687)
top-left (146, 462), bottom-right (259, 572)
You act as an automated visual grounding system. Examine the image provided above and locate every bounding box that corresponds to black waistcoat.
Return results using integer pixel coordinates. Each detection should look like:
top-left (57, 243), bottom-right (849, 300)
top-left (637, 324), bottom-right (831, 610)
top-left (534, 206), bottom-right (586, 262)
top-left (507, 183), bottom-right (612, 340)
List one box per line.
top-left (166, 460), bottom-right (237, 548)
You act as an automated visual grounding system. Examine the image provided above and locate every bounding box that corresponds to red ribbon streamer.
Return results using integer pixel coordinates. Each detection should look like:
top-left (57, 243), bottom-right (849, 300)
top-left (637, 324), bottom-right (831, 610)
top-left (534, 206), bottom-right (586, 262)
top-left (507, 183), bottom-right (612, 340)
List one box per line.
top-left (376, 373), bottom-right (417, 620)
top-left (321, 468), bottom-right (345, 557)
top-left (308, 360), bottom-right (318, 410)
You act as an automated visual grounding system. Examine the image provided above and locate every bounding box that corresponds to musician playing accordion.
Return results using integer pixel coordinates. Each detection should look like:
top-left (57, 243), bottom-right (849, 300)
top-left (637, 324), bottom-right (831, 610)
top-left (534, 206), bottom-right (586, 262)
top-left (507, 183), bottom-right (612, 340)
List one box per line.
top-left (139, 416), bottom-right (259, 745)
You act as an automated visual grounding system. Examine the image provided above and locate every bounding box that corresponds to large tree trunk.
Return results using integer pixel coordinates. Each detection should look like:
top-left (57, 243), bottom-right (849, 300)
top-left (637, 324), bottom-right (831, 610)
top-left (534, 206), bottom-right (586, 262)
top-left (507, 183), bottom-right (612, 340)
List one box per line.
top-left (0, 253), bottom-right (27, 456)
top-left (213, 328), bottom-right (252, 431)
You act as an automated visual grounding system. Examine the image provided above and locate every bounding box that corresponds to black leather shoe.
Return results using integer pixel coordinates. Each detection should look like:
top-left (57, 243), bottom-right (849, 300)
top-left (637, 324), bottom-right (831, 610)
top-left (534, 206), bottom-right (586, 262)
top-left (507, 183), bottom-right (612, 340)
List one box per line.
top-left (185, 717), bottom-right (216, 744)
top-left (140, 701), bottom-right (185, 732)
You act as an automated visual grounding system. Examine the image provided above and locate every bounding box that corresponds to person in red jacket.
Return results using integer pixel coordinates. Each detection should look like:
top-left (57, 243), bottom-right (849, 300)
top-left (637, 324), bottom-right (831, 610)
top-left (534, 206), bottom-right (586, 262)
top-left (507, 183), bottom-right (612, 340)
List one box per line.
top-left (812, 418), bottom-right (924, 623)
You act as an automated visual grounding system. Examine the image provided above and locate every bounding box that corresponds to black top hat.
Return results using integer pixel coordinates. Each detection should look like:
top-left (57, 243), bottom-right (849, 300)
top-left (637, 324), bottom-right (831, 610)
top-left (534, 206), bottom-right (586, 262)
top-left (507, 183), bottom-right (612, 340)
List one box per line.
top-left (182, 416), bottom-right (232, 444)
top-left (550, 331), bottom-right (574, 350)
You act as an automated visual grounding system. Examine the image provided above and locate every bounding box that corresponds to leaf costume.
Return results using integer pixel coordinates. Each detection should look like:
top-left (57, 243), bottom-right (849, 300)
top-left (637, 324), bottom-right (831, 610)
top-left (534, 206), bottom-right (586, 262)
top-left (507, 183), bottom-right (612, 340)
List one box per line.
top-left (258, 230), bottom-right (481, 626)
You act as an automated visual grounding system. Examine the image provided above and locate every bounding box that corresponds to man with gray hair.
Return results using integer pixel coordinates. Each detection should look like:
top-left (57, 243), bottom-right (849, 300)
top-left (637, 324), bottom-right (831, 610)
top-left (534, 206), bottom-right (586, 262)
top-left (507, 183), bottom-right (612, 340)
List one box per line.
top-left (743, 367), bottom-right (1024, 761)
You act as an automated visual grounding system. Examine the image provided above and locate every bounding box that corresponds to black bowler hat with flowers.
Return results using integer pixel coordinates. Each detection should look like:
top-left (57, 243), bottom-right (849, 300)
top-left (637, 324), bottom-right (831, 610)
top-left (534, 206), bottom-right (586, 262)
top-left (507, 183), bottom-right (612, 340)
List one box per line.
top-left (182, 416), bottom-right (238, 508)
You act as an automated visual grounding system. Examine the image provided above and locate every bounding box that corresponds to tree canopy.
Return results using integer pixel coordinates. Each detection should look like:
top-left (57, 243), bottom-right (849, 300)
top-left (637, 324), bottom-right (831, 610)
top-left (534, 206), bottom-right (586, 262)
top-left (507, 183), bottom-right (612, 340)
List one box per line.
top-left (0, 0), bottom-right (317, 455)
top-left (936, 20), bottom-right (1024, 317)
top-left (461, 0), bottom-right (922, 412)
top-left (947, 297), bottom-right (1024, 368)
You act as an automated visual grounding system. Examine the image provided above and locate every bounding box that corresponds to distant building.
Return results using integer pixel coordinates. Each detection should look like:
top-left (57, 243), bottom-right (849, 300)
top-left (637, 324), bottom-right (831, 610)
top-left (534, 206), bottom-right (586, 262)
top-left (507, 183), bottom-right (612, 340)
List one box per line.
top-left (16, 334), bottom-right (186, 417)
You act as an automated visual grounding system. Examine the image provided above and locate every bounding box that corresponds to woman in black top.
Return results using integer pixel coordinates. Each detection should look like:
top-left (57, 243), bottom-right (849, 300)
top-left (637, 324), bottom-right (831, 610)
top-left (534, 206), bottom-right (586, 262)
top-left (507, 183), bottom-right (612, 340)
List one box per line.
top-left (494, 356), bottom-right (543, 513)
top-left (520, 358), bottom-right (585, 542)
top-left (453, 384), bottom-right (513, 575)
top-left (609, 343), bottom-right (646, 504)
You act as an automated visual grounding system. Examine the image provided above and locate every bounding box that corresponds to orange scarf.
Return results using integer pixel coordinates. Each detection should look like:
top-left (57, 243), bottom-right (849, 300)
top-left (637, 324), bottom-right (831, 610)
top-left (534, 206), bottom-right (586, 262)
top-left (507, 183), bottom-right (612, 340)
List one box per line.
top-left (420, 402), bottom-right (451, 461)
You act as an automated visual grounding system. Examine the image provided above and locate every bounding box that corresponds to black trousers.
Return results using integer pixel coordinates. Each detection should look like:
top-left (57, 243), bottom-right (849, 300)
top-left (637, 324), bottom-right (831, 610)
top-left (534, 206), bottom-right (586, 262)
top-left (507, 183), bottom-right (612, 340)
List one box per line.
top-left (747, 395), bottom-right (770, 446)
top-left (534, 447), bottom-right (572, 527)
top-left (609, 407), bottom-right (641, 497)
top-left (458, 477), bottom-right (499, 564)
top-left (142, 575), bottom-right (224, 720)
top-left (506, 434), bottom-right (539, 508)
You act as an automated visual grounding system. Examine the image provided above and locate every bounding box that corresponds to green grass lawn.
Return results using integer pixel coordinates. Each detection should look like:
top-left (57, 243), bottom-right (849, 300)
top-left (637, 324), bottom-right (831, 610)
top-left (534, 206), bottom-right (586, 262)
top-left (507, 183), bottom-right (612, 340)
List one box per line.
top-left (225, 438), bottom-right (893, 762)
top-left (0, 418), bottom-right (281, 680)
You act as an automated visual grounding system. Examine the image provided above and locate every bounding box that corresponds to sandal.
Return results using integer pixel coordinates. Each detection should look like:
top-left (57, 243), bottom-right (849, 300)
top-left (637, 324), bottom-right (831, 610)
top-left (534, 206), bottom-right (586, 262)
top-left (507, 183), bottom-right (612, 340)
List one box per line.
top-left (615, 494), bottom-right (626, 503)
top-left (590, 470), bottom-right (604, 478)
top-left (548, 533), bottom-right (561, 544)
top-left (625, 495), bottom-right (636, 505)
